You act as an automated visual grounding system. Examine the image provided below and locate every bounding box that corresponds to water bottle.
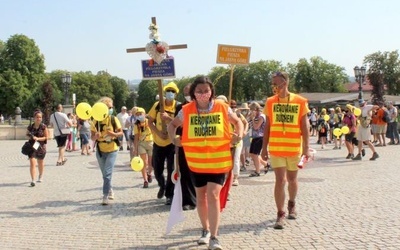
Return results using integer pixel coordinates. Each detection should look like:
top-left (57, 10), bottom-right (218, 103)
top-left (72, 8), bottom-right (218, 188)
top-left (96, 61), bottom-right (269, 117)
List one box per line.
top-left (297, 155), bottom-right (308, 169)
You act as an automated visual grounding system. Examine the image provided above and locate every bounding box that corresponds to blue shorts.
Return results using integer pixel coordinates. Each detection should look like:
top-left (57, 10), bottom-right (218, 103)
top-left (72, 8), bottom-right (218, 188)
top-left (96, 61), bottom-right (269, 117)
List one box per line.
top-left (80, 133), bottom-right (89, 145)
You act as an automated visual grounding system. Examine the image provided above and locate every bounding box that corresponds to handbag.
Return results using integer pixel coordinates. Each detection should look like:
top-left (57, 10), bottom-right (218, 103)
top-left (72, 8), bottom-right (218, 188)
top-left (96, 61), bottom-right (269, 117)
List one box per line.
top-left (53, 113), bottom-right (71, 136)
top-left (21, 141), bottom-right (33, 155)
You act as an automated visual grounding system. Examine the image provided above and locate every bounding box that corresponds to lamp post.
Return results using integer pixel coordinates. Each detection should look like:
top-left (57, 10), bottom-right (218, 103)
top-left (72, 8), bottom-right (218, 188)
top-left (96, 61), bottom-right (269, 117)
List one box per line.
top-left (61, 73), bottom-right (72, 105)
top-left (353, 66), bottom-right (366, 100)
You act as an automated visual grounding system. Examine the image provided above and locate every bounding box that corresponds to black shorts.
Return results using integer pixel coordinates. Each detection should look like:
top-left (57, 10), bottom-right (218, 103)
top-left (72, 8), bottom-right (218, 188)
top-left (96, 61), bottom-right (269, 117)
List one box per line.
top-left (345, 132), bottom-right (355, 142)
top-left (55, 136), bottom-right (68, 147)
top-left (249, 137), bottom-right (263, 155)
top-left (192, 172), bottom-right (226, 188)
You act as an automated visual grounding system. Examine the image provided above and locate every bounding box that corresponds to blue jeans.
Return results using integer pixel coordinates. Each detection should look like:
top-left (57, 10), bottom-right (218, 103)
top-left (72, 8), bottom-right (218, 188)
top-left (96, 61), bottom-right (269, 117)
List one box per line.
top-left (96, 150), bottom-right (118, 196)
top-left (387, 122), bottom-right (399, 143)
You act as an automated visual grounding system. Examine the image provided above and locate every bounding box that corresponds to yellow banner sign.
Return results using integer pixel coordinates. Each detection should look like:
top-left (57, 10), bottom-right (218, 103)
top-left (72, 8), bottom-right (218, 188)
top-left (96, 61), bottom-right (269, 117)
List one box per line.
top-left (216, 44), bottom-right (251, 65)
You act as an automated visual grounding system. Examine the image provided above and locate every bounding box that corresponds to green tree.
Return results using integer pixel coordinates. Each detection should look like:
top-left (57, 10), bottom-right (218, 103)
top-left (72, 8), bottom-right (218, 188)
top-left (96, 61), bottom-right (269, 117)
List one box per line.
top-left (0, 34), bottom-right (46, 115)
top-left (0, 34), bottom-right (45, 88)
top-left (0, 69), bottom-right (29, 116)
top-left (294, 56), bottom-right (347, 93)
top-left (136, 80), bottom-right (158, 112)
top-left (110, 76), bottom-right (129, 110)
top-left (364, 50), bottom-right (400, 96)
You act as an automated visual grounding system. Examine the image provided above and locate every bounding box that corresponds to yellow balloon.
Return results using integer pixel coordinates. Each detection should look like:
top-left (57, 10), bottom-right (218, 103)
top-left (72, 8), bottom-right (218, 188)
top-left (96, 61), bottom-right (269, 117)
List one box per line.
top-left (340, 126), bottom-right (350, 135)
top-left (333, 128), bottom-right (342, 137)
top-left (324, 114), bottom-right (330, 121)
top-left (130, 156), bottom-right (144, 171)
top-left (354, 108), bottom-right (361, 117)
top-left (76, 102), bottom-right (92, 120)
top-left (92, 102), bottom-right (109, 121)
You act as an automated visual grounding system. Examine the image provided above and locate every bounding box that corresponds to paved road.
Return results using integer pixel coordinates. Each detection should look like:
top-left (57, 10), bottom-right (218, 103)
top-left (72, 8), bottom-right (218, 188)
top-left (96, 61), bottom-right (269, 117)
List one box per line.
top-left (0, 138), bottom-right (399, 249)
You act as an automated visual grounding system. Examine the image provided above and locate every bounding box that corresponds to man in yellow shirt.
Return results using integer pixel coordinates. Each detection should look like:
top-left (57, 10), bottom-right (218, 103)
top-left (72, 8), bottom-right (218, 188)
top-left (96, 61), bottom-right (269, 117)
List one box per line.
top-left (148, 82), bottom-right (180, 205)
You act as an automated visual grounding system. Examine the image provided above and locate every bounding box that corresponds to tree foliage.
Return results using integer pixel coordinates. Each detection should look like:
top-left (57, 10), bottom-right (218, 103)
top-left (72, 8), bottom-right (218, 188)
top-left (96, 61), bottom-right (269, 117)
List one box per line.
top-left (4, 33), bottom-right (391, 119)
top-left (136, 80), bottom-right (158, 112)
top-left (0, 34), bottom-right (45, 116)
top-left (294, 56), bottom-right (347, 93)
top-left (364, 50), bottom-right (400, 97)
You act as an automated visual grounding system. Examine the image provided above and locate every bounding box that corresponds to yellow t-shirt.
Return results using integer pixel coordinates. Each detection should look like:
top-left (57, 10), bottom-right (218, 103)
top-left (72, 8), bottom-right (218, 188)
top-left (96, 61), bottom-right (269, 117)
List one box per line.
top-left (133, 120), bottom-right (153, 142)
top-left (90, 116), bottom-right (122, 153)
top-left (148, 101), bottom-right (177, 146)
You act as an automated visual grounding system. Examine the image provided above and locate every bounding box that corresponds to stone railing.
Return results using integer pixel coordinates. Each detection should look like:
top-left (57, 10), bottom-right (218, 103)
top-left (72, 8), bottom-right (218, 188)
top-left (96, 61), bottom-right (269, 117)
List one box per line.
top-left (0, 125), bottom-right (54, 140)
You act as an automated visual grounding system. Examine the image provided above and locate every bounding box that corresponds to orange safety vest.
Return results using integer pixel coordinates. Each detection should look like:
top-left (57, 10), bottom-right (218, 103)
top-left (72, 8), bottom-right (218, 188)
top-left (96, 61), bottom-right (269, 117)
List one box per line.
top-left (266, 93), bottom-right (307, 157)
top-left (181, 101), bottom-right (232, 174)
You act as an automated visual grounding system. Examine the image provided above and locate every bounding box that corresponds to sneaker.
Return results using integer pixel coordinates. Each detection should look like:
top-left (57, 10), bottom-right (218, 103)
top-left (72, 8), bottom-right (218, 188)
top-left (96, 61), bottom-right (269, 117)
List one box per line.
top-left (143, 181), bottom-right (149, 188)
top-left (157, 187), bottom-right (165, 199)
top-left (273, 211), bottom-right (286, 230)
top-left (232, 178), bottom-right (239, 186)
top-left (102, 196), bottom-right (109, 205)
top-left (127, 146), bottom-right (130, 150)
top-left (209, 236), bottom-right (223, 250)
top-left (37, 175), bottom-right (43, 183)
top-left (370, 152), bottom-right (379, 161)
top-left (147, 174), bottom-right (153, 183)
top-left (333, 146), bottom-right (338, 150)
top-left (352, 154), bottom-right (362, 160)
top-left (30, 182), bottom-right (35, 187)
top-left (119, 146), bottom-right (123, 151)
top-left (361, 149), bottom-right (366, 157)
top-left (108, 189), bottom-right (114, 200)
top-left (245, 159), bottom-right (250, 166)
top-left (198, 229), bottom-right (210, 245)
top-left (240, 165), bottom-right (246, 172)
top-left (287, 200), bottom-right (297, 220)
top-left (345, 153), bottom-right (352, 159)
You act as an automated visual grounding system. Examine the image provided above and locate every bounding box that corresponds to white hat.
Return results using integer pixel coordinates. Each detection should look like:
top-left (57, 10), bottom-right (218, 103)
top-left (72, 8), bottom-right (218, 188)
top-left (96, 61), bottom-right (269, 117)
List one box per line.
top-left (216, 95), bottom-right (228, 103)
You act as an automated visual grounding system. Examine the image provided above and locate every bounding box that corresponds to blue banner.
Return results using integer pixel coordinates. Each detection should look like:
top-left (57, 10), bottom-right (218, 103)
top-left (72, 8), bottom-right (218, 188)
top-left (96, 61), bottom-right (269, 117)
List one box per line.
top-left (141, 58), bottom-right (175, 79)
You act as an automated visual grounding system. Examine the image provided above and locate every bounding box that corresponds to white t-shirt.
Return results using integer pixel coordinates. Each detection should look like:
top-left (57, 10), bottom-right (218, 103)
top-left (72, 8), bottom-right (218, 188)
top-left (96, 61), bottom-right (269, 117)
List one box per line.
top-left (50, 112), bottom-right (70, 136)
top-left (117, 112), bottom-right (129, 130)
top-left (361, 104), bottom-right (374, 117)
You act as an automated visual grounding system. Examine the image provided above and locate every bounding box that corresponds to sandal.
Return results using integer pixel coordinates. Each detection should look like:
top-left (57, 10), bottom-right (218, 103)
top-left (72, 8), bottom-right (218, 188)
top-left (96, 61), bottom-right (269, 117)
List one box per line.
top-left (56, 162), bottom-right (62, 166)
top-left (264, 163), bottom-right (271, 174)
top-left (249, 172), bottom-right (260, 177)
top-left (62, 158), bottom-right (67, 165)
top-left (81, 152), bottom-right (86, 155)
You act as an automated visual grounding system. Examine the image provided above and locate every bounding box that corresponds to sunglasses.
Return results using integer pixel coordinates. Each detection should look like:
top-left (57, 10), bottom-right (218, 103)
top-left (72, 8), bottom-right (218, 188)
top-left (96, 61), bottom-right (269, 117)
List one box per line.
top-left (272, 71), bottom-right (287, 81)
top-left (166, 89), bottom-right (176, 93)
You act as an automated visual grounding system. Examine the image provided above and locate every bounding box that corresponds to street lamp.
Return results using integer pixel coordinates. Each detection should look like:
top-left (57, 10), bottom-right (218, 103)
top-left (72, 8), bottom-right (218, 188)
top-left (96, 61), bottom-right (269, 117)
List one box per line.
top-left (61, 73), bottom-right (72, 105)
top-left (353, 66), bottom-right (366, 100)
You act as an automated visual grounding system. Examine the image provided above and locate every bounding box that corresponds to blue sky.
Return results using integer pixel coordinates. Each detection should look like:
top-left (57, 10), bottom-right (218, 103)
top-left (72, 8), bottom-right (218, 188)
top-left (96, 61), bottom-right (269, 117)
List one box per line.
top-left (1, 0), bottom-right (399, 81)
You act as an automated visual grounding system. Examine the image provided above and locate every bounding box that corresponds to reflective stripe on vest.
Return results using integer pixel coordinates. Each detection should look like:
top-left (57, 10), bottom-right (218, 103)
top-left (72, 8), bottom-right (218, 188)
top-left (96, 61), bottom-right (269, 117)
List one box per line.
top-left (181, 101), bottom-right (232, 173)
top-left (266, 94), bottom-right (307, 157)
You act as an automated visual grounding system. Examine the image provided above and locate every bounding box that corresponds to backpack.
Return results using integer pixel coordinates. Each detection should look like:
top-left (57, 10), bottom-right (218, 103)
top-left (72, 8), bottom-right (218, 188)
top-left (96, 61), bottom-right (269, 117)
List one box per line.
top-left (382, 109), bottom-right (391, 123)
top-left (358, 116), bottom-right (371, 128)
top-left (318, 121), bottom-right (327, 133)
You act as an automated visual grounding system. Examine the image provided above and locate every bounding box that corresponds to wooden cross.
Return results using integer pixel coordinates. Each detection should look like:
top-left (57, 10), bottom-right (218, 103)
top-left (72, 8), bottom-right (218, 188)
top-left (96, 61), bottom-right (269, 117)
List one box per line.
top-left (126, 17), bottom-right (187, 133)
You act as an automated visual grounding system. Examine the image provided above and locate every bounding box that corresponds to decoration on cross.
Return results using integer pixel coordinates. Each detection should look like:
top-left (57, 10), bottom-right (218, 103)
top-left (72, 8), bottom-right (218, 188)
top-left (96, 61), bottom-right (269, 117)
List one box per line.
top-left (146, 23), bottom-right (170, 65)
